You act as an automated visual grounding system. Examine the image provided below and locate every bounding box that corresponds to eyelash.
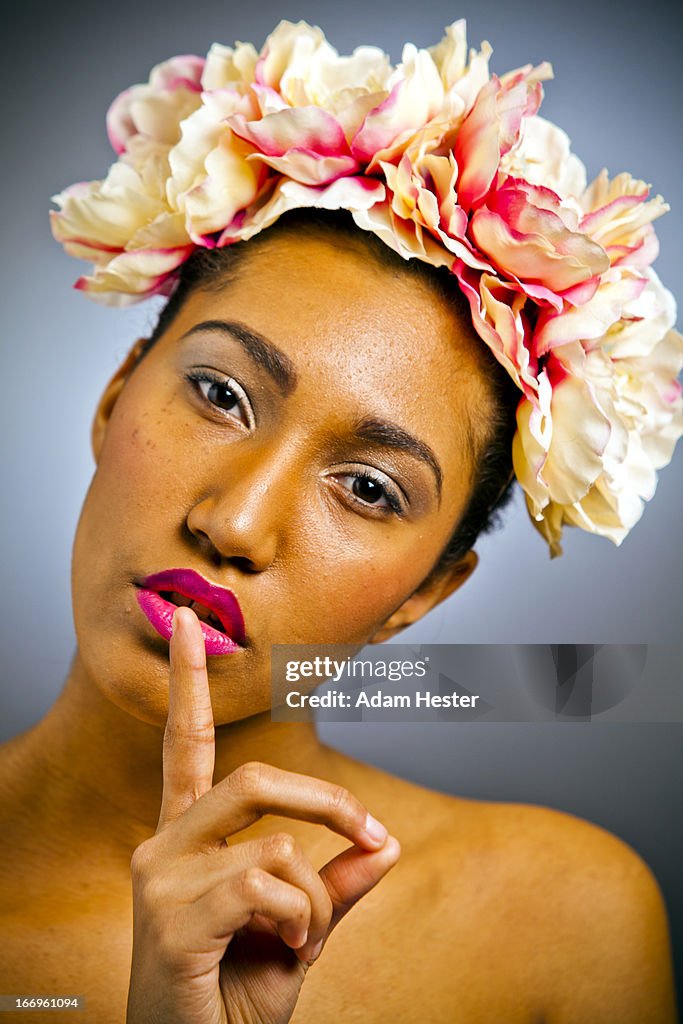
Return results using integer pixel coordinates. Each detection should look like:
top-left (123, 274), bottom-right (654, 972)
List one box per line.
top-left (333, 469), bottom-right (405, 516)
top-left (186, 370), bottom-right (254, 429)
top-left (185, 370), bottom-right (406, 518)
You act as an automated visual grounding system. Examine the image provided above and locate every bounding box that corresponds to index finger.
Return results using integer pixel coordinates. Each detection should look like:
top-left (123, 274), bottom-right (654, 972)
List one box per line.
top-left (156, 606), bottom-right (215, 833)
top-left (163, 761), bottom-right (391, 854)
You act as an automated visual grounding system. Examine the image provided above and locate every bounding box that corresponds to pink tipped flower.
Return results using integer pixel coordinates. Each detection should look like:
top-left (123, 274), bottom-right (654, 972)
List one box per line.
top-left (106, 55), bottom-right (205, 155)
top-left (49, 19), bottom-right (682, 555)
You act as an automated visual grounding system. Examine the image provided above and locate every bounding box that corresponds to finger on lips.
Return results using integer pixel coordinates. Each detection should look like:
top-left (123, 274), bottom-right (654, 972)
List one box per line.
top-left (154, 604), bottom-right (399, 967)
top-left (156, 606), bottom-right (216, 832)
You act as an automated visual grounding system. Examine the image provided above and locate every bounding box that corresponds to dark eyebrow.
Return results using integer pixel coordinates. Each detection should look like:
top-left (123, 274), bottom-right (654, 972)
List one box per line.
top-left (180, 319), bottom-right (298, 396)
top-left (354, 417), bottom-right (443, 501)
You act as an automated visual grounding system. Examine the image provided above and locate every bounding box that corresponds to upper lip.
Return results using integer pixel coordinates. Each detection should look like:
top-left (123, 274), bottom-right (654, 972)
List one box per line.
top-left (135, 568), bottom-right (247, 645)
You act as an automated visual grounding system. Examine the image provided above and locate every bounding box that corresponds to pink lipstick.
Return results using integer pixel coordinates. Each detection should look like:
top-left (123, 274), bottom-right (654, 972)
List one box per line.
top-left (135, 568), bottom-right (246, 656)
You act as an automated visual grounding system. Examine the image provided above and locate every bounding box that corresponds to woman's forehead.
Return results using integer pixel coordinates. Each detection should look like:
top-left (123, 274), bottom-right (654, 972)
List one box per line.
top-left (158, 232), bottom-right (492, 474)
top-left (174, 233), bottom-right (488, 387)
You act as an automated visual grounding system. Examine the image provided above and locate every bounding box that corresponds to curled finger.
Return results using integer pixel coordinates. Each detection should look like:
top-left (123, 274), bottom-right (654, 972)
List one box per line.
top-left (189, 867), bottom-right (313, 952)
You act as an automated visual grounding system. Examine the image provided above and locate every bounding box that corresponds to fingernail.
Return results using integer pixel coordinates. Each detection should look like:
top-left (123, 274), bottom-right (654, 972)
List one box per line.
top-left (364, 813), bottom-right (388, 846)
top-left (385, 835), bottom-right (402, 860)
top-left (307, 939), bottom-right (324, 963)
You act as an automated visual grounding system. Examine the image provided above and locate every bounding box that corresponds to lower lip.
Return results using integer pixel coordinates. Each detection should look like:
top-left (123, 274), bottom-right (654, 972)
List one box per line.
top-left (135, 589), bottom-right (243, 656)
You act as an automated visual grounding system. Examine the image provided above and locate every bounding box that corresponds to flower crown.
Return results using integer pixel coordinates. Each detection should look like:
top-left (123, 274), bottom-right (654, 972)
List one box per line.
top-left (50, 19), bottom-right (683, 557)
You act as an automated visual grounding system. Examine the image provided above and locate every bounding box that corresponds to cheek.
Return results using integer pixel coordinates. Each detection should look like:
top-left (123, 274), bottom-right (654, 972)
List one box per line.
top-left (283, 518), bottom-right (440, 644)
top-left (91, 383), bottom-right (202, 527)
top-left (73, 388), bottom-right (190, 593)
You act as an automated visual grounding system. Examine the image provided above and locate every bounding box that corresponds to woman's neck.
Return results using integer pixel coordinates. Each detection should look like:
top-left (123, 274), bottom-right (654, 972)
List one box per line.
top-left (13, 651), bottom-right (337, 858)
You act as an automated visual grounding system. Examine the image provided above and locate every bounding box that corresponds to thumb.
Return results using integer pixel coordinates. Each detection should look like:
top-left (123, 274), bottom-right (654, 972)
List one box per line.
top-left (300, 836), bottom-right (401, 964)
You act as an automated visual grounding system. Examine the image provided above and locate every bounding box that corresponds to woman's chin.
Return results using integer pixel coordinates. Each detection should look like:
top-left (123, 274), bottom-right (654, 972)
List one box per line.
top-left (74, 623), bottom-right (271, 729)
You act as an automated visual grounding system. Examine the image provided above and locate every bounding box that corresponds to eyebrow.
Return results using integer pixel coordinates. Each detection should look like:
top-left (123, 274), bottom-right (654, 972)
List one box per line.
top-left (354, 417), bottom-right (443, 501)
top-left (181, 319), bottom-right (298, 396)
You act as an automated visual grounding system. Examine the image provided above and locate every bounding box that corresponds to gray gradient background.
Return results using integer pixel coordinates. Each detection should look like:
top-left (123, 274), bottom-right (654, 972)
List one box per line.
top-left (2, 0), bottom-right (682, 1000)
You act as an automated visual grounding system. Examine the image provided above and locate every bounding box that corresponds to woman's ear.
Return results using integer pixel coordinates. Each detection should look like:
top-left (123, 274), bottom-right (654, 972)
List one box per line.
top-left (369, 550), bottom-right (479, 644)
top-left (91, 337), bottom-right (149, 463)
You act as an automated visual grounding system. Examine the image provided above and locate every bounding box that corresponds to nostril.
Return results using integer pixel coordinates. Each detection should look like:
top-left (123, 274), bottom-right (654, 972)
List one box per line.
top-left (229, 555), bottom-right (261, 574)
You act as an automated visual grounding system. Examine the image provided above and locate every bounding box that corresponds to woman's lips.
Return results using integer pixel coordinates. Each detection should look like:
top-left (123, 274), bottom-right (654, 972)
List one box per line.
top-left (134, 568), bottom-right (246, 656)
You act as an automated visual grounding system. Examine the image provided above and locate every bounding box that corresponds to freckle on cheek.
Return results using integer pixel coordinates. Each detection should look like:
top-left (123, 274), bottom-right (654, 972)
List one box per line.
top-left (104, 421), bottom-right (158, 483)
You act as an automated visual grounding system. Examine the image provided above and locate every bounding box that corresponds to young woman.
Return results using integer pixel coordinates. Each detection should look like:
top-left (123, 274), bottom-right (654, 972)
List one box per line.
top-left (0, 19), bottom-right (679, 1023)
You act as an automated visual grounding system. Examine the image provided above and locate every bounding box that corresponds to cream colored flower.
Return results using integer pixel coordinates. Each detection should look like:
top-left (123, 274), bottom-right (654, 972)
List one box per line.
top-left (513, 271), bottom-right (682, 555)
top-left (50, 19), bottom-right (682, 554)
top-left (167, 89), bottom-right (266, 242)
top-left (50, 139), bottom-right (193, 305)
top-left (106, 55), bottom-right (204, 153)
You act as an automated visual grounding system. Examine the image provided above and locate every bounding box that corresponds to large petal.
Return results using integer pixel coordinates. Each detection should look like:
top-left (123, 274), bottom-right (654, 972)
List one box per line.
top-left (455, 64), bottom-right (550, 211)
top-left (470, 201), bottom-right (608, 293)
top-left (352, 46), bottom-right (444, 163)
top-left (454, 263), bottom-right (538, 398)
top-left (229, 107), bottom-right (358, 186)
top-left (74, 243), bottom-right (194, 305)
top-left (580, 170), bottom-right (668, 268)
top-left (255, 20), bottom-right (328, 90)
top-left (221, 175), bottom-right (386, 244)
top-left (51, 163), bottom-right (165, 251)
top-left (182, 134), bottom-right (268, 240)
top-left (534, 269), bottom-right (646, 355)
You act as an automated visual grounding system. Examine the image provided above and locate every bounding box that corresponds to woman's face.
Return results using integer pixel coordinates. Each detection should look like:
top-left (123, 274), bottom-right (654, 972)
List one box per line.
top-left (72, 230), bottom-right (493, 726)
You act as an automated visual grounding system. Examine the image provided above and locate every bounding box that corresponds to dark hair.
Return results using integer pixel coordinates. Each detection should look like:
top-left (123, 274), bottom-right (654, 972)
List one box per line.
top-left (135, 209), bottom-right (519, 580)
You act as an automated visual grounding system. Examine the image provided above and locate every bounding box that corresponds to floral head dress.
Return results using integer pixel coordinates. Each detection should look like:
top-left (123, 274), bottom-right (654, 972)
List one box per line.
top-left (50, 19), bottom-right (683, 557)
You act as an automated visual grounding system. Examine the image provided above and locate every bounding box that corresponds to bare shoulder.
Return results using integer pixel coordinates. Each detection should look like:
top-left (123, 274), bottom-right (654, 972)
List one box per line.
top-left (330, 753), bottom-right (677, 1021)
top-left (465, 798), bottom-right (678, 1022)
top-left (337, 751), bottom-right (670, 922)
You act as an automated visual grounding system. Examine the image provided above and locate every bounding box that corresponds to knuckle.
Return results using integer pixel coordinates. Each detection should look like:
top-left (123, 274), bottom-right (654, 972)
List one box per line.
top-left (322, 870), bottom-right (349, 911)
top-left (241, 866), bottom-right (268, 902)
top-left (267, 831), bottom-right (298, 863)
top-left (231, 760), bottom-right (266, 795)
top-left (130, 838), bottom-right (157, 879)
top-left (130, 840), bottom-right (174, 910)
top-left (328, 783), bottom-right (357, 823)
top-left (164, 720), bottom-right (214, 749)
top-left (186, 655), bottom-right (208, 673)
top-left (132, 872), bottom-right (170, 929)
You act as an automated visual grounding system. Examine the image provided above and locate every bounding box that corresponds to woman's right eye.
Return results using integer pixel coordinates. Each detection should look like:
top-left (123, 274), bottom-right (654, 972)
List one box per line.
top-left (187, 371), bottom-right (255, 429)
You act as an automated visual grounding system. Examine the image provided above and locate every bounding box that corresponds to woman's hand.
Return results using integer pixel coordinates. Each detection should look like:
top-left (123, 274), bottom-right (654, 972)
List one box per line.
top-left (126, 606), bottom-right (400, 1024)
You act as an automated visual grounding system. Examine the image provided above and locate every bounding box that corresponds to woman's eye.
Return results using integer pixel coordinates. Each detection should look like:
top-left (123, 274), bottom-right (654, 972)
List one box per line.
top-left (335, 472), bottom-right (403, 515)
top-left (188, 372), bottom-right (254, 429)
top-left (204, 380), bottom-right (239, 412)
top-left (352, 475), bottom-right (387, 505)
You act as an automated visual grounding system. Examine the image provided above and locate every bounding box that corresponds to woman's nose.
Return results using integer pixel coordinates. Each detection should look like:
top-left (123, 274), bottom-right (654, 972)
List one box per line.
top-left (184, 444), bottom-right (297, 572)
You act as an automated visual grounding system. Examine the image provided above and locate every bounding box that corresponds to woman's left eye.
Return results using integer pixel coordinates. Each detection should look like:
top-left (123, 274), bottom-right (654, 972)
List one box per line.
top-left (334, 472), bottom-right (404, 515)
top-left (187, 372), bottom-right (254, 429)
